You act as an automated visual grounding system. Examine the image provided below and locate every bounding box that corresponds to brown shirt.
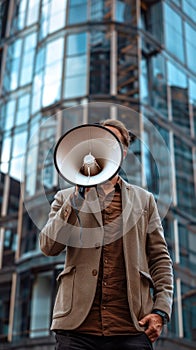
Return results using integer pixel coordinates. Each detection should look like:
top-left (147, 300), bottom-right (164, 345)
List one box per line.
top-left (76, 181), bottom-right (137, 335)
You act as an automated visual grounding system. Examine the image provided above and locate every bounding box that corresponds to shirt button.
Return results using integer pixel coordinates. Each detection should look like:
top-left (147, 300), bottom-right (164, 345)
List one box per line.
top-left (92, 269), bottom-right (98, 276)
top-left (104, 259), bottom-right (108, 264)
top-left (95, 243), bottom-right (100, 249)
top-left (64, 209), bottom-right (69, 217)
top-left (103, 306), bottom-right (106, 310)
top-left (103, 281), bottom-right (107, 286)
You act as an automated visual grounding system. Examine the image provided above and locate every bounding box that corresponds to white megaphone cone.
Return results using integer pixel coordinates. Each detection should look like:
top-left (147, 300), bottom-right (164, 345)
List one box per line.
top-left (54, 124), bottom-right (123, 187)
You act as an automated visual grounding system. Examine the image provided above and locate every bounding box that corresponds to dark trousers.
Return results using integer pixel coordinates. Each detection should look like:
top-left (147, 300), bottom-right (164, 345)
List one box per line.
top-left (55, 332), bottom-right (153, 350)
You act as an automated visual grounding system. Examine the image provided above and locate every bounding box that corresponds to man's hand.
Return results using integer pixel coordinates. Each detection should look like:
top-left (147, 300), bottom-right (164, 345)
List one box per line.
top-left (139, 313), bottom-right (163, 343)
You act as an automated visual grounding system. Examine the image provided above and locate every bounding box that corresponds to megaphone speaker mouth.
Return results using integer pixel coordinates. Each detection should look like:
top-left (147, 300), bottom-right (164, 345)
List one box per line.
top-left (81, 153), bottom-right (102, 177)
top-left (54, 124), bottom-right (123, 187)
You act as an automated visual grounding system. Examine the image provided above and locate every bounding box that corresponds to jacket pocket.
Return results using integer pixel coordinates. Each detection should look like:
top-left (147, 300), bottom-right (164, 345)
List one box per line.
top-left (139, 270), bottom-right (154, 319)
top-left (53, 265), bottom-right (76, 319)
top-left (139, 270), bottom-right (154, 288)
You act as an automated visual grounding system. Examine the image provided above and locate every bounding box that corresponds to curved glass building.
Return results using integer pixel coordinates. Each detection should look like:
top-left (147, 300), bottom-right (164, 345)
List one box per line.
top-left (0, 1), bottom-right (195, 349)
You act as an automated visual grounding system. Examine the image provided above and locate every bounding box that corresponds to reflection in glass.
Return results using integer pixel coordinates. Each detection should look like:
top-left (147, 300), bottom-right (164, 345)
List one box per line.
top-left (26, 0), bottom-right (40, 26)
top-left (115, 0), bottom-right (133, 23)
top-left (174, 136), bottom-right (195, 217)
top-left (68, 0), bottom-right (87, 24)
top-left (11, 0), bottom-right (27, 33)
top-left (182, 0), bottom-right (196, 22)
top-left (30, 271), bottom-right (51, 338)
top-left (185, 22), bottom-right (196, 73)
top-left (16, 94), bottom-right (30, 126)
top-left (42, 38), bottom-right (64, 106)
top-left (140, 58), bottom-right (149, 103)
top-left (20, 33), bottom-right (37, 86)
top-left (40, 0), bottom-right (66, 39)
top-left (0, 282), bottom-right (11, 342)
top-left (31, 48), bottom-right (45, 114)
top-left (189, 79), bottom-right (196, 137)
top-left (151, 54), bottom-right (168, 117)
top-left (164, 3), bottom-right (185, 62)
top-left (3, 100), bottom-right (16, 130)
top-left (90, 0), bottom-right (105, 21)
top-left (181, 282), bottom-right (196, 340)
top-left (64, 33), bottom-right (87, 98)
top-left (168, 62), bottom-right (190, 132)
top-left (90, 31), bottom-right (110, 94)
top-left (1, 134), bottom-right (11, 165)
top-left (4, 39), bottom-right (22, 91)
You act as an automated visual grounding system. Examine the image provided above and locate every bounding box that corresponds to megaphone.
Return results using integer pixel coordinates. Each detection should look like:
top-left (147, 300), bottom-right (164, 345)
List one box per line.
top-left (54, 124), bottom-right (123, 187)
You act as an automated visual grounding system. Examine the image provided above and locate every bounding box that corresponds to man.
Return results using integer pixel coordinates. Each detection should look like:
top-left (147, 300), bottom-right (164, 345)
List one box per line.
top-left (40, 119), bottom-right (173, 350)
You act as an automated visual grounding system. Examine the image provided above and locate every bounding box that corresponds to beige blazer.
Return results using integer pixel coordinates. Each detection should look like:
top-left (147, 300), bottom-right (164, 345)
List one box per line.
top-left (39, 178), bottom-right (173, 332)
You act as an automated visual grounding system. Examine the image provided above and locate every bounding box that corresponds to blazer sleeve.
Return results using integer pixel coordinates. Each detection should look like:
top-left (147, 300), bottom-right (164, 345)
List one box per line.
top-left (147, 194), bottom-right (174, 320)
top-left (39, 189), bottom-right (78, 256)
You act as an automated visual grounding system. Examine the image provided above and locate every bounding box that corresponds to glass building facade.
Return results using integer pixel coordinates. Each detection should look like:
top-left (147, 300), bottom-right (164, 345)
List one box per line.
top-left (0, 0), bottom-right (195, 349)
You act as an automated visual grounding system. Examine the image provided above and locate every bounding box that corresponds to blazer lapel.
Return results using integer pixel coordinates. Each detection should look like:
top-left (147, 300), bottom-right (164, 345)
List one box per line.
top-left (121, 181), bottom-right (135, 235)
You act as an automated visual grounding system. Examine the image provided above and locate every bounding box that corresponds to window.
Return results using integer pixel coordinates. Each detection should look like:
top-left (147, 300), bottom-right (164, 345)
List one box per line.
top-left (20, 210), bottom-right (39, 255)
top-left (117, 31), bottom-right (139, 100)
top-left (30, 271), bottom-right (52, 337)
top-left (3, 33), bottom-right (36, 92)
top-left (42, 38), bottom-right (64, 107)
top-left (25, 114), bottom-right (56, 197)
top-left (10, 127), bottom-right (28, 181)
top-left (168, 62), bottom-right (190, 133)
top-left (181, 282), bottom-right (196, 340)
top-left (64, 32), bottom-right (87, 98)
top-left (20, 32), bottom-right (37, 86)
top-left (178, 224), bottom-right (196, 270)
top-left (140, 57), bottom-right (149, 104)
top-left (90, 0), bottom-right (107, 21)
top-left (143, 118), bottom-right (171, 205)
top-left (0, 282), bottom-right (11, 343)
top-left (0, 0), bottom-right (9, 40)
top-left (185, 22), bottom-right (196, 73)
top-left (37, 116), bottom-right (57, 191)
top-left (0, 132), bottom-right (12, 174)
top-left (11, 0), bottom-right (39, 33)
top-left (164, 3), bottom-right (185, 62)
top-left (31, 47), bottom-right (45, 114)
top-left (2, 100), bottom-right (16, 131)
top-left (26, 0), bottom-right (40, 26)
top-left (2, 224), bottom-right (18, 268)
top-left (13, 272), bottom-right (31, 339)
top-left (174, 136), bottom-right (195, 217)
top-left (115, 0), bottom-right (135, 24)
top-left (89, 30), bottom-right (110, 94)
top-left (16, 93), bottom-right (30, 126)
top-left (39, 0), bottom-right (66, 39)
top-left (11, 0), bottom-right (28, 33)
top-left (68, 0), bottom-right (87, 24)
top-left (13, 269), bottom-right (56, 339)
top-left (189, 79), bottom-right (196, 137)
top-left (151, 54), bottom-right (168, 117)
top-left (182, 0), bottom-right (196, 22)
top-left (3, 39), bottom-right (22, 91)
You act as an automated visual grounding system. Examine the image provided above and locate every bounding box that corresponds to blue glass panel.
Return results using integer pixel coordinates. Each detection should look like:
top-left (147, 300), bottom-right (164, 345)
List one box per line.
top-left (67, 32), bottom-right (87, 55)
top-left (164, 3), bottom-right (185, 62)
top-left (182, 0), bottom-right (196, 22)
top-left (68, 0), bottom-right (87, 24)
top-left (185, 22), bottom-right (196, 73)
top-left (26, 0), bottom-right (40, 25)
top-left (4, 100), bottom-right (16, 130)
top-left (64, 75), bottom-right (87, 98)
top-left (115, 0), bottom-right (133, 23)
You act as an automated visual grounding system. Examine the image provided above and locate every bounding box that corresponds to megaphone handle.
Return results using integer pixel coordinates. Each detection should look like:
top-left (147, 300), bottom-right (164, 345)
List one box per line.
top-left (78, 186), bottom-right (85, 199)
